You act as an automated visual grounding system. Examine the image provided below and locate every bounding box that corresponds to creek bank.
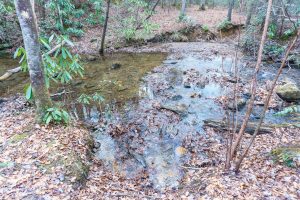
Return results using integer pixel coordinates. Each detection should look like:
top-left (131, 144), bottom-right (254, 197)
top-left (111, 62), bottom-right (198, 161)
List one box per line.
top-left (0, 96), bottom-right (92, 192)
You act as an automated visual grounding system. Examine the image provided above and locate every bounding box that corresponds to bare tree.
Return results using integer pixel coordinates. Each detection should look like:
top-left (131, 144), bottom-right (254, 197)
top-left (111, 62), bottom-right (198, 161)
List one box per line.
top-left (181, 0), bottom-right (187, 16)
top-left (230, 0), bottom-right (273, 160)
top-left (99, 0), bottom-right (111, 56)
top-left (245, 1), bottom-right (255, 27)
top-left (227, 0), bottom-right (235, 22)
top-left (14, 0), bottom-right (52, 120)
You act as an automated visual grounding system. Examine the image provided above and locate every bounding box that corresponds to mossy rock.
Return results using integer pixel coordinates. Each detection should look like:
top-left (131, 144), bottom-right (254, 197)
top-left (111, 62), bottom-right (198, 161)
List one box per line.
top-left (271, 146), bottom-right (300, 168)
top-left (276, 83), bottom-right (300, 102)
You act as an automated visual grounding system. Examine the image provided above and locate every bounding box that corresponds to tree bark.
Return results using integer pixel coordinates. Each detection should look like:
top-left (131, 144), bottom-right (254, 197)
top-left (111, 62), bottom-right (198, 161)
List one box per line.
top-left (227, 0), bottom-right (235, 22)
top-left (99, 0), bottom-right (111, 56)
top-left (14, 0), bottom-right (52, 120)
top-left (181, 0), bottom-right (187, 16)
top-left (245, 1), bottom-right (255, 27)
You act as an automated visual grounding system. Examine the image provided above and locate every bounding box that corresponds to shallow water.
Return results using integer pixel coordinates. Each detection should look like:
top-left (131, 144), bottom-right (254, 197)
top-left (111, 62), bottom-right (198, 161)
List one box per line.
top-left (0, 53), bottom-right (167, 102)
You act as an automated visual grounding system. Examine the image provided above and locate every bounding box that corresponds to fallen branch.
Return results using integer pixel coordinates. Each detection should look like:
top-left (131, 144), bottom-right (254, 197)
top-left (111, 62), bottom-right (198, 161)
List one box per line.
top-left (203, 119), bottom-right (274, 135)
top-left (0, 41), bottom-right (65, 81)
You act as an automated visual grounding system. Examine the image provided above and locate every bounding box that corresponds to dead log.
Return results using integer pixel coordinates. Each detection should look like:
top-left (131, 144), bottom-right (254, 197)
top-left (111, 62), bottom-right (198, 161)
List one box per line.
top-left (0, 41), bottom-right (66, 81)
top-left (203, 119), bottom-right (274, 134)
top-left (0, 67), bottom-right (22, 81)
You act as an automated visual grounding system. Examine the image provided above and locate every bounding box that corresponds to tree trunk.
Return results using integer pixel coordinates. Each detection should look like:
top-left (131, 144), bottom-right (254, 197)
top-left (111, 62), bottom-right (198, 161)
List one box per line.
top-left (227, 0), bottom-right (235, 22)
top-left (99, 0), bottom-right (111, 56)
top-left (14, 0), bottom-right (52, 120)
top-left (245, 1), bottom-right (255, 27)
top-left (181, 0), bottom-right (186, 16)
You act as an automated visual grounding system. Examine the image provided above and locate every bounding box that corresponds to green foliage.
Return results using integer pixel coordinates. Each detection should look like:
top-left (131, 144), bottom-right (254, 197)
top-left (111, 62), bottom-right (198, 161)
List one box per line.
top-left (13, 47), bottom-right (28, 72)
top-left (43, 107), bottom-right (70, 125)
top-left (274, 105), bottom-right (300, 117)
top-left (202, 25), bottom-right (209, 32)
top-left (217, 20), bottom-right (232, 31)
top-left (267, 23), bottom-right (277, 39)
top-left (86, 0), bottom-right (105, 26)
top-left (271, 147), bottom-right (300, 168)
top-left (78, 93), bottom-right (105, 105)
top-left (78, 94), bottom-right (92, 105)
top-left (92, 92), bottom-right (105, 104)
top-left (42, 34), bottom-right (84, 85)
top-left (115, 0), bottom-right (159, 41)
top-left (24, 84), bottom-right (33, 101)
top-left (264, 42), bottom-right (285, 57)
top-left (14, 34), bottom-right (84, 106)
top-left (46, 0), bottom-right (85, 37)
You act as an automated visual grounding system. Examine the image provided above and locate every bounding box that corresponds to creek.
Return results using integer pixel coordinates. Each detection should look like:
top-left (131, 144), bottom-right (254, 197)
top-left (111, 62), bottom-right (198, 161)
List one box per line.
top-left (0, 50), bottom-right (297, 190)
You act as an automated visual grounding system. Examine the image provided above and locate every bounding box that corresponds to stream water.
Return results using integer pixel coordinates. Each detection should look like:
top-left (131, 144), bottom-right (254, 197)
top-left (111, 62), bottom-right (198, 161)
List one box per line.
top-left (0, 52), bottom-right (296, 190)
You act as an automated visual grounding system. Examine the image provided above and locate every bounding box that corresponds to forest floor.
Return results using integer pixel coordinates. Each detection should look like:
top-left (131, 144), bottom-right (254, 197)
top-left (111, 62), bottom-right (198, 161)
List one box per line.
top-left (1, 6), bottom-right (300, 200)
top-left (1, 41), bottom-right (300, 199)
top-left (74, 6), bottom-right (245, 55)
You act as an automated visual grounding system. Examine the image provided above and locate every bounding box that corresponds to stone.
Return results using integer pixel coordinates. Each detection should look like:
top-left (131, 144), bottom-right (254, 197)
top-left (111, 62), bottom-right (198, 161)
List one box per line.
top-left (227, 98), bottom-right (247, 111)
top-left (276, 83), bottom-right (300, 102)
top-left (171, 95), bottom-right (183, 101)
top-left (111, 63), bottom-right (122, 70)
top-left (163, 60), bottom-right (178, 65)
top-left (160, 103), bottom-right (189, 118)
top-left (87, 55), bottom-right (97, 61)
top-left (90, 38), bottom-right (97, 43)
top-left (183, 82), bottom-right (191, 88)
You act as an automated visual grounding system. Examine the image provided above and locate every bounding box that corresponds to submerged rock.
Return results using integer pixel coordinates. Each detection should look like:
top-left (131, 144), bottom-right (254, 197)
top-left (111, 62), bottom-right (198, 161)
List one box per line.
top-left (160, 103), bottom-right (189, 118)
top-left (183, 82), bottom-right (191, 88)
top-left (227, 98), bottom-right (247, 111)
top-left (276, 83), bottom-right (300, 102)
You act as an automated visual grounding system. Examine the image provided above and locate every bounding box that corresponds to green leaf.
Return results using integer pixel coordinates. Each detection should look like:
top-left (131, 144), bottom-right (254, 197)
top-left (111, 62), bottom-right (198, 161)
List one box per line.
top-left (45, 115), bottom-right (53, 125)
top-left (25, 84), bottom-right (33, 100)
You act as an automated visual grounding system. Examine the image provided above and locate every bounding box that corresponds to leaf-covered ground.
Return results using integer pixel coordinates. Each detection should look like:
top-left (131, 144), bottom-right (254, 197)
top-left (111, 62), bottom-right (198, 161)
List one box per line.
top-left (0, 96), bottom-right (299, 199)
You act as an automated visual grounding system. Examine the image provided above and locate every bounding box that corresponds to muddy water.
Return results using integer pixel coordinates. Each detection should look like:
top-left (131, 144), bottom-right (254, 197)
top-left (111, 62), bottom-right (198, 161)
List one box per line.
top-left (0, 53), bottom-right (167, 101)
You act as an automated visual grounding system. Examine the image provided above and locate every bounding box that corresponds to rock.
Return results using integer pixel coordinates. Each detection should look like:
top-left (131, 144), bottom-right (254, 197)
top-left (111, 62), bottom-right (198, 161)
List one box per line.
top-left (87, 55), bottom-right (97, 61)
top-left (183, 82), bottom-right (191, 88)
top-left (0, 98), bottom-right (7, 104)
top-left (171, 95), bottom-right (183, 101)
top-left (190, 93), bottom-right (201, 98)
top-left (163, 60), bottom-right (178, 65)
top-left (111, 63), bottom-right (122, 70)
top-left (227, 98), bottom-right (247, 111)
top-left (271, 145), bottom-right (300, 168)
top-left (90, 38), bottom-right (97, 43)
top-left (160, 103), bottom-right (189, 118)
top-left (276, 83), bottom-right (300, 102)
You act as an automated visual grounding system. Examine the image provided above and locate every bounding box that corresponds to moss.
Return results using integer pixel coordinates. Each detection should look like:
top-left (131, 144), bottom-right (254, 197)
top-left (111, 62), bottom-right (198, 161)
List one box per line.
top-left (9, 133), bottom-right (29, 144)
top-left (271, 146), bottom-right (300, 168)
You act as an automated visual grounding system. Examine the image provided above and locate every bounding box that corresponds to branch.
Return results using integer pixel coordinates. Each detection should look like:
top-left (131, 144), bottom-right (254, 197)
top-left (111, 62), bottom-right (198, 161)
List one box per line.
top-left (235, 29), bottom-right (300, 172)
top-left (0, 41), bottom-right (65, 81)
top-left (135, 0), bottom-right (160, 30)
top-left (230, 0), bottom-right (273, 159)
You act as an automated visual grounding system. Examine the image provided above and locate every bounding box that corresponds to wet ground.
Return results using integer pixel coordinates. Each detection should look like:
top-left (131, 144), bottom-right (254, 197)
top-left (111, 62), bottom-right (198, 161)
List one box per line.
top-left (1, 41), bottom-right (300, 190)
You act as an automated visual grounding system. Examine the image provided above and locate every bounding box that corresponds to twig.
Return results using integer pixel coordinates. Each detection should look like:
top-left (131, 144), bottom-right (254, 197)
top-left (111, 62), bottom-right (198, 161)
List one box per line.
top-left (0, 41), bottom-right (65, 81)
